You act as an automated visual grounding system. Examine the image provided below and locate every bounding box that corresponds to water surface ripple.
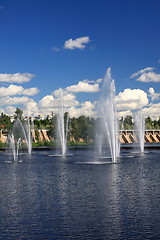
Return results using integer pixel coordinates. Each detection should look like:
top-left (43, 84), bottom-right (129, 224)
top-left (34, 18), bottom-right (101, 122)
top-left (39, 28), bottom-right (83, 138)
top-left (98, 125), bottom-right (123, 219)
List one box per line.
top-left (0, 148), bottom-right (160, 239)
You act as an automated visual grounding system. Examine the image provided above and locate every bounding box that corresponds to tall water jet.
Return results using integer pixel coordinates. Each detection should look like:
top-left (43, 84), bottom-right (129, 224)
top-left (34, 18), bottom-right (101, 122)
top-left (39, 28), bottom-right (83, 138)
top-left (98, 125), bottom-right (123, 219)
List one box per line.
top-left (56, 89), bottom-right (69, 156)
top-left (7, 134), bottom-right (22, 162)
top-left (24, 117), bottom-right (32, 154)
top-left (134, 110), bottom-right (145, 153)
top-left (97, 68), bottom-right (120, 162)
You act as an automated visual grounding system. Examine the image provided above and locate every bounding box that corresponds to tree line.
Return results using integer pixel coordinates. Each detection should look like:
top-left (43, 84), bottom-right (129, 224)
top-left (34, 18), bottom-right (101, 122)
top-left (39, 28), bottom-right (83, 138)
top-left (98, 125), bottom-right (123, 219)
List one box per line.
top-left (0, 108), bottom-right (160, 144)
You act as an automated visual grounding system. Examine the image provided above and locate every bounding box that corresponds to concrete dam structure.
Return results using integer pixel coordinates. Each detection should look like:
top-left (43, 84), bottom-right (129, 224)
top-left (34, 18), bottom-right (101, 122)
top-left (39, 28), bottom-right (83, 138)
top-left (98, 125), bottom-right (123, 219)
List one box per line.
top-left (119, 130), bottom-right (160, 144)
top-left (0, 129), bottom-right (160, 144)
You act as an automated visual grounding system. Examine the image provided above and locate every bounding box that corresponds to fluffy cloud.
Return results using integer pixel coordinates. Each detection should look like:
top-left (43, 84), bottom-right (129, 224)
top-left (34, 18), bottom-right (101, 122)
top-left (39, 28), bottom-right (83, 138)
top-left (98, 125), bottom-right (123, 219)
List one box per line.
top-left (22, 87), bottom-right (39, 96)
top-left (64, 36), bottom-right (90, 50)
top-left (131, 67), bottom-right (160, 82)
top-left (66, 81), bottom-right (100, 93)
top-left (52, 88), bottom-right (69, 98)
top-left (0, 85), bottom-right (24, 97)
top-left (116, 88), bottom-right (149, 111)
top-left (3, 106), bottom-right (16, 115)
top-left (0, 85), bottom-right (39, 97)
top-left (68, 101), bottom-right (96, 118)
top-left (53, 81), bottom-right (100, 97)
top-left (0, 73), bottom-right (35, 83)
top-left (38, 95), bottom-right (55, 108)
top-left (117, 110), bottom-right (133, 118)
top-left (136, 72), bottom-right (160, 82)
top-left (0, 96), bottom-right (32, 106)
top-left (142, 103), bottom-right (160, 119)
top-left (130, 67), bottom-right (155, 78)
top-left (38, 93), bottom-right (79, 109)
top-left (83, 78), bottom-right (102, 84)
top-left (23, 100), bottom-right (39, 116)
top-left (148, 88), bottom-right (160, 101)
top-left (0, 100), bottom-right (38, 116)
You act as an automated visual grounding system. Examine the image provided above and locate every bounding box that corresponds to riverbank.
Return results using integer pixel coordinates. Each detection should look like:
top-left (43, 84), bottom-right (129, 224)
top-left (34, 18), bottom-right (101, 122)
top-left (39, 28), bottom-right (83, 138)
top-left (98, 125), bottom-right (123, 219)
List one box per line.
top-left (1, 142), bottom-right (160, 152)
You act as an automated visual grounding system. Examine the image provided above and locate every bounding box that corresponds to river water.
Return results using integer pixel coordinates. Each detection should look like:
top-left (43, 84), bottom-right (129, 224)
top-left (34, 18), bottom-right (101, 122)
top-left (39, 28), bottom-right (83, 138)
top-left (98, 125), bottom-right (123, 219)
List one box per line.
top-left (0, 148), bottom-right (160, 239)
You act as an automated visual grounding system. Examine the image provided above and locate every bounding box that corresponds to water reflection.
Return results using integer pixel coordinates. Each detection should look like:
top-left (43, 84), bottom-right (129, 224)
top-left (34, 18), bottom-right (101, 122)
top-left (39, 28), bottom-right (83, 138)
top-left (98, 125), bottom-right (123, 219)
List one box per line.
top-left (0, 149), bottom-right (160, 239)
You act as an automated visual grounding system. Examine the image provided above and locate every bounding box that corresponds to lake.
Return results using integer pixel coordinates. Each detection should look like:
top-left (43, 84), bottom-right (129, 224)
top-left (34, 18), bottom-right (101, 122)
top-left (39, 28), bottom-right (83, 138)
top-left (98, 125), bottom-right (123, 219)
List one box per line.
top-left (0, 147), bottom-right (160, 239)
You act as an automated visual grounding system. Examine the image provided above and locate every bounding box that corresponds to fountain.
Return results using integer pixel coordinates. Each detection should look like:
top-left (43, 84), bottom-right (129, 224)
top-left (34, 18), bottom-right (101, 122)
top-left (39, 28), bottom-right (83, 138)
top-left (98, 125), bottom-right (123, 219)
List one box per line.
top-left (97, 68), bottom-right (120, 162)
top-left (7, 117), bottom-right (32, 161)
top-left (7, 134), bottom-right (22, 162)
top-left (24, 117), bottom-right (32, 154)
top-left (56, 89), bottom-right (69, 156)
top-left (96, 133), bottom-right (103, 154)
top-left (134, 110), bottom-right (145, 153)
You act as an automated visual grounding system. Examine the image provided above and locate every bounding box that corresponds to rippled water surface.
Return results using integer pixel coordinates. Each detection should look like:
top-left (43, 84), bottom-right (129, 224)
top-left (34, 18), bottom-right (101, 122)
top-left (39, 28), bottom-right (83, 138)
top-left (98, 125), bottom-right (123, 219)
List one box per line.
top-left (0, 148), bottom-right (160, 239)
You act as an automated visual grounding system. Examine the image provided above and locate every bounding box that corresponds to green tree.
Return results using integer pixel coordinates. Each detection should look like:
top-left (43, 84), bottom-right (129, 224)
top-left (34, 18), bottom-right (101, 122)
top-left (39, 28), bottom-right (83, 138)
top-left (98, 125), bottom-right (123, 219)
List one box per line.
top-left (0, 113), bottom-right (11, 131)
top-left (145, 116), bottom-right (153, 129)
top-left (123, 115), bottom-right (133, 129)
top-left (157, 117), bottom-right (160, 128)
top-left (15, 108), bottom-right (23, 120)
top-left (152, 120), bottom-right (159, 129)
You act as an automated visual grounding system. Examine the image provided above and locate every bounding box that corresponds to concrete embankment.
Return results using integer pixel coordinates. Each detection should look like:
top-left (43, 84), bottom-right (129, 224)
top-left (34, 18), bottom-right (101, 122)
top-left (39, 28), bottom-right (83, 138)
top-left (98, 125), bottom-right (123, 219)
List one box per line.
top-left (119, 130), bottom-right (160, 144)
top-left (1, 129), bottom-right (160, 144)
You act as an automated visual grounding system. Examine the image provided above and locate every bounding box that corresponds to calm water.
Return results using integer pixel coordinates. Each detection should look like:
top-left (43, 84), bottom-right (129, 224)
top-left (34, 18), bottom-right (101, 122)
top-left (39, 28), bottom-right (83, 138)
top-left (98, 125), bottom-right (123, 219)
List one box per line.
top-left (0, 147), bottom-right (160, 240)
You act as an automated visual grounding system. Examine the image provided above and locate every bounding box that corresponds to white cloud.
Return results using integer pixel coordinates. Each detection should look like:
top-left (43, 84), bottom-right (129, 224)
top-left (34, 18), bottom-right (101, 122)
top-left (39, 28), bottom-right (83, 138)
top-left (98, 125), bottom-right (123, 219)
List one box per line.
top-left (0, 96), bottom-right (32, 106)
top-left (66, 81), bottom-right (100, 93)
top-left (53, 81), bottom-right (100, 97)
top-left (148, 87), bottom-right (160, 101)
top-left (0, 73), bottom-right (35, 83)
top-left (22, 87), bottom-right (39, 96)
top-left (130, 67), bottom-right (154, 78)
top-left (3, 106), bottom-right (16, 115)
top-left (131, 67), bottom-right (160, 82)
top-left (142, 103), bottom-right (160, 119)
top-left (83, 78), bottom-right (102, 84)
top-left (0, 85), bottom-right (24, 97)
top-left (69, 101), bottom-right (96, 118)
top-left (63, 93), bottom-right (79, 107)
top-left (136, 72), bottom-right (160, 82)
top-left (117, 110), bottom-right (133, 118)
top-left (38, 93), bottom-right (79, 109)
top-left (0, 85), bottom-right (39, 97)
top-left (116, 88), bottom-right (149, 111)
top-left (64, 36), bottom-right (90, 50)
top-left (23, 100), bottom-right (39, 116)
top-left (38, 95), bottom-right (55, 108)
top-left (50, 80), bottom-right (100, 117)
top-left (52, 89), bottom-right (69, 98)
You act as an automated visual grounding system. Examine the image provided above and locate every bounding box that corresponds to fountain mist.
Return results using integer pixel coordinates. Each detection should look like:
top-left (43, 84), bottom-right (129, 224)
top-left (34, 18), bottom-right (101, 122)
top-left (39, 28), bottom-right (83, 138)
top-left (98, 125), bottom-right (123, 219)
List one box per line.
top-left (97, 68), bottom-right (120, 162)
top-left (7, 118), bottom-right (32, 161)
top-left (56, 89), bottom-right (69, 156)
top-left (134, 110), bottom-right (145, 153)
top-left (24, 117), bottom-right (32, 154)
top-left (7, 134), bottom-right (22, 162)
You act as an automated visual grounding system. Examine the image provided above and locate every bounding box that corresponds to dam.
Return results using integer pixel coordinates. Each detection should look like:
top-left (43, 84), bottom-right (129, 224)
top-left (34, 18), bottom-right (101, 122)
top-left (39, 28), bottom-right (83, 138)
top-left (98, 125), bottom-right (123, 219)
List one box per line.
top-left (0, 129), bottom-right (160, 144)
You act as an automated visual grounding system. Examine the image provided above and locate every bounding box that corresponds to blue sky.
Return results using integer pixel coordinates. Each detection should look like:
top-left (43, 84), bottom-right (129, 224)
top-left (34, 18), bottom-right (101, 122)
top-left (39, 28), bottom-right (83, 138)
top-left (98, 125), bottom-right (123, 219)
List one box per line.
top-left (0, 0), bottom-right (160, 118)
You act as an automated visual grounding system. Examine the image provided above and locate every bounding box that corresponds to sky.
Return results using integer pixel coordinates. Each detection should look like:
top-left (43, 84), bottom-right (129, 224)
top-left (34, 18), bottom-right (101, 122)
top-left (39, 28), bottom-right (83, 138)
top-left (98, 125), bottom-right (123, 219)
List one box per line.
top-left (0, 0), bottom-right (160, 119)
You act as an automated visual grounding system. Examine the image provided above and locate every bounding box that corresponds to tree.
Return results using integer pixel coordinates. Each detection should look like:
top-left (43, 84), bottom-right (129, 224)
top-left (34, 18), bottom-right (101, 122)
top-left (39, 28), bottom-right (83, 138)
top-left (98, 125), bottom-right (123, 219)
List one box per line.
top-left (145, 116), bottom-right (153, 129)
top-left (15, 108), bottom-right (23, 120)
top-left (123, 115), bottom-right (133, 129)
top-left (0, 113), bottom-right (11, 131)
top-left (157, 117), bottom-right (160, 128)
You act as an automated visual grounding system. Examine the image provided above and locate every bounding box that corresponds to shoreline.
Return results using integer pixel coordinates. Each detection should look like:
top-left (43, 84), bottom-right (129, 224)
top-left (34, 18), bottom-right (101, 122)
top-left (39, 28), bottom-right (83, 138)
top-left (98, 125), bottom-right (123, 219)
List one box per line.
top-left (1, 142), bottom-right (160, 152)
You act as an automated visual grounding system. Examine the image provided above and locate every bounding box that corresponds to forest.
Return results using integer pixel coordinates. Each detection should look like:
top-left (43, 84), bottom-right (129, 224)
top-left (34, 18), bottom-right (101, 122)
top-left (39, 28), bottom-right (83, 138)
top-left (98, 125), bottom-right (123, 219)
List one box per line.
top-left (0, 108), bottom-right (160, 145)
